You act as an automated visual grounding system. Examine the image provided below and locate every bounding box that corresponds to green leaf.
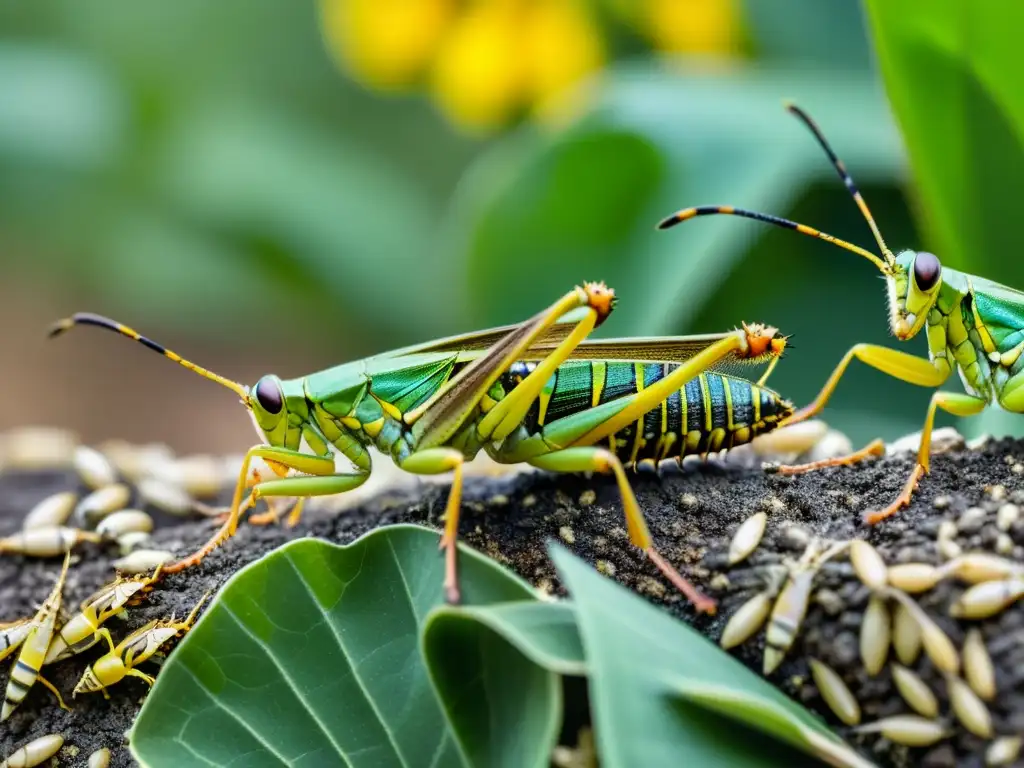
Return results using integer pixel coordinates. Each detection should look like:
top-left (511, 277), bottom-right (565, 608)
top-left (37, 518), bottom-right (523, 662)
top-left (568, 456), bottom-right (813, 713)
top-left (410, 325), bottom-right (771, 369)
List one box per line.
top-left (130, 525), bottom-right (536, 768)
top-left (548, 544), bottom-right (871, 768)
top-left (863, 0), bottom-right (1024, 286)
top-left (453, 64), bottom-right (902, 336)
top-left (422, 602), bottom-right (584, 768)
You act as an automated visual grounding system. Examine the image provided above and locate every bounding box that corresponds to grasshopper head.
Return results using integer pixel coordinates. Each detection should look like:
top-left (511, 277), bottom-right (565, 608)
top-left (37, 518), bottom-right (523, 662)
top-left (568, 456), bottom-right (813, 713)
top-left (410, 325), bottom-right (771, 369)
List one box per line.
top-left (887, 250), bottom-right (941, 340)
top-left (249, 374), bottom-right (289, 445)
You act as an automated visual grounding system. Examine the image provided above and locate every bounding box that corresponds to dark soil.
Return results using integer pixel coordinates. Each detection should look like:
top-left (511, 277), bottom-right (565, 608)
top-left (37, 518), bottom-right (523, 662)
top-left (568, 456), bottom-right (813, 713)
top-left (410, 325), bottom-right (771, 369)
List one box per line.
top-left (1, 438), bottom-right (1022, 767)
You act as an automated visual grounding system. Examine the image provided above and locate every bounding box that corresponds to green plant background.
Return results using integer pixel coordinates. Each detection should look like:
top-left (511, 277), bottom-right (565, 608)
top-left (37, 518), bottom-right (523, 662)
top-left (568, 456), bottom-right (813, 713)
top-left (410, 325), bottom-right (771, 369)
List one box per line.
top-left (3, 0), bottom-right (1021, 451)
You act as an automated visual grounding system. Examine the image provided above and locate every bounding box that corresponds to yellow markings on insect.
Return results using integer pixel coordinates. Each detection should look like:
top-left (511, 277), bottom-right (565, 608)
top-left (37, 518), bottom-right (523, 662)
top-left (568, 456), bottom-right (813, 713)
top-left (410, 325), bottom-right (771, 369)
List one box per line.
top-left (0, 618), bottom-right (36, 665)
top-left (2, 552), bottom-right (72, 721)
top-left (74, 591), bottom-right (209, 699)
top-left (362, 417), bottom-right (385, 439)
top-left (590, 362), bottom-right (606, 407)
top-left (44, 567), bottom-right (163, 665)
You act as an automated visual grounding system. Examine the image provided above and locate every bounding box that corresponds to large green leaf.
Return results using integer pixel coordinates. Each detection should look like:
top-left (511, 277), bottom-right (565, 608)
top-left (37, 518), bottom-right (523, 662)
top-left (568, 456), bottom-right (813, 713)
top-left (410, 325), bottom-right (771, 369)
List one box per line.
top-left (422, 602), bottom-right (585, 768)
top-left (548, 545), bottom-right (873, 768)
top-left (130, 525), bottom-right (538, 768)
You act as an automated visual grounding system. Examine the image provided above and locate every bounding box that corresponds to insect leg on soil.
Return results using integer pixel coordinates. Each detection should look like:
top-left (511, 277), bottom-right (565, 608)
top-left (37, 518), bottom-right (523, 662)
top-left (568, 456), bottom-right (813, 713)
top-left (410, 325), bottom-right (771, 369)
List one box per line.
top-left (2, 552), bottom-right (72, 720)
top-left (51, 285), bottom-right (791, 613)
top-left (658, 102), bottom-right (1021, 524)
top-left (73, 591), bottom-right (209, 699)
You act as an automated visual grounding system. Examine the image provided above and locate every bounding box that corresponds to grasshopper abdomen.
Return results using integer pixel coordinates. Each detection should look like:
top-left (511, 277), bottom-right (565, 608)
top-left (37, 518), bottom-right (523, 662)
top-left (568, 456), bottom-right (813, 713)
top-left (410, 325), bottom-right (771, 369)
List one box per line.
top-left (502, 361), bottom-right (793, 466)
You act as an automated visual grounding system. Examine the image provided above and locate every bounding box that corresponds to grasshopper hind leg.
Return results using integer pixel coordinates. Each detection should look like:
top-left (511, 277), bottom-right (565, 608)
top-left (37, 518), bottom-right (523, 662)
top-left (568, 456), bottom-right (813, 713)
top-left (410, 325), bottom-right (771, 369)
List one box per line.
top-left (526, 447), bottom-right (717, 614)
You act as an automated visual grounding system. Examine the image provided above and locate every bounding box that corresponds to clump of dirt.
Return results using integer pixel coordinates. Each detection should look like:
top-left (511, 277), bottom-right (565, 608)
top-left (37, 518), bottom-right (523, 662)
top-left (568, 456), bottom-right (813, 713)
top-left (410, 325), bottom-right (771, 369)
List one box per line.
top-left (0, 438), bottom-right (1022, 767)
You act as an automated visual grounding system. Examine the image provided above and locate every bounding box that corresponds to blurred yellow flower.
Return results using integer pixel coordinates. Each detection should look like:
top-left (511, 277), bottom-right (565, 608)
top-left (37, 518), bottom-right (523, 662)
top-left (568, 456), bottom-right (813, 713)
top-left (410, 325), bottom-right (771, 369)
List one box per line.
top-left (523, 0), bottom-right (604, 119)
top-left (320, 0), bottom-right (454, 90)
top-left (644, 0), bottom-right (742, 55)
top-left (319, 0), bottom-right (743, 133)
top-left (430, 1), bottom-right (527, 131)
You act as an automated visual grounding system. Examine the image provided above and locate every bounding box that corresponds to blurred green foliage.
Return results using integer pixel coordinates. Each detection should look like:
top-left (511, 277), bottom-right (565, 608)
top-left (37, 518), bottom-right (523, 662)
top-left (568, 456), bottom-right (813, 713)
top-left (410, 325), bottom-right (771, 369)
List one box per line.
top-left (1, 0), bottom-right (1021, 445)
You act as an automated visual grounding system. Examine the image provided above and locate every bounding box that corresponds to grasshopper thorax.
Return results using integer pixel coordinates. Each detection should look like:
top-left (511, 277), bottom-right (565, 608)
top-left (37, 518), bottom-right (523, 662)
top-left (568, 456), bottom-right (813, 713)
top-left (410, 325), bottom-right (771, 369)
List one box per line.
top-left (887, 249), bottom-right (942, 341)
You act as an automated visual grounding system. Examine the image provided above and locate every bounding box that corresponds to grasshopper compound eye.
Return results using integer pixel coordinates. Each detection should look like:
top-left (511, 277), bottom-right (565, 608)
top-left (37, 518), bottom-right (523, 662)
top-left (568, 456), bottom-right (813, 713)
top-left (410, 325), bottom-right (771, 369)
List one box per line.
top-left (254, 376), bottom-right (283, 414)
top-left (913, 252), bottom-right (941, 291)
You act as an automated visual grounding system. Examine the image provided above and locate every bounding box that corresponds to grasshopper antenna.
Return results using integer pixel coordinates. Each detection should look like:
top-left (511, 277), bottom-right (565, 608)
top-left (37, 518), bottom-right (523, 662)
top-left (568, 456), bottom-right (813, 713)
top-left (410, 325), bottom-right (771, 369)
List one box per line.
top-left (657, 102), bottom-right (895, 275)
top-left (49, 313), bottom-right (250, 402)
top-left (783, 102), bottom-right (896, 268)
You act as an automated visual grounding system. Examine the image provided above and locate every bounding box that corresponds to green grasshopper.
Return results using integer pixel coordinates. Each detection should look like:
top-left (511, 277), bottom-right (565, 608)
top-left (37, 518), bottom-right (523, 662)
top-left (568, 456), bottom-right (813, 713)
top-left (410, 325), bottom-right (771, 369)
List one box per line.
top-left (51, 282), bottom-right (792, 614)
top-left (659, 102), bottom-right (1024, 524)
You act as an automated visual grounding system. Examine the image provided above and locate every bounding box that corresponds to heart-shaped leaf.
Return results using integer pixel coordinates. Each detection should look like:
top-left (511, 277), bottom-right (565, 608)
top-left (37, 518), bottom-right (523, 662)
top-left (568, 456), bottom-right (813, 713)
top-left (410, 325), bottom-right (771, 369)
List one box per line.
top-left (130, 525), bottom-right (538, 768)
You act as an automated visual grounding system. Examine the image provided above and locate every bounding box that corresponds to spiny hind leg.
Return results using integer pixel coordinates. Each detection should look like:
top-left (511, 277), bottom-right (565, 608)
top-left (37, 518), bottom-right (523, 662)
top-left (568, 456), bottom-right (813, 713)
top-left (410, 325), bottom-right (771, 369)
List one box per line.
top-left (864, 391), bottom-right (986, 524)
top-left (400, 449), bottom-right (465, 604)
top-left (526, 447), bottom-right (717, 615)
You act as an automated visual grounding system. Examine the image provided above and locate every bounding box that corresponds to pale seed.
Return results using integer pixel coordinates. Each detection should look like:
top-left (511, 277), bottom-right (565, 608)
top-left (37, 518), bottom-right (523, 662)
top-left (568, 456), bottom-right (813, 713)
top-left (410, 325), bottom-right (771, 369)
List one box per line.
top-left (729, 512), bottom-right (767, 565)
top-left (849, 540), bottom-right (887, 591)
top-left (986, 737), bottom-right (1022, 767)
top-left (73, 445), bottom-right (118, 490)
top-left (22, 491), bottom-right (77, 531)
top-left (944, 552), bottom-right (1022, 584)
top-left (890, 663), bottom-right (938, 718)
top-left (887, 563), bottom-right (941, 593)
top-left (74, 483), bottom-right (131, 527)
top-left (720, 591), bottom-right (772, 650)
top-left (963, 628), bottom-right (996, 701)
top-left (852, 715), bottom-right (949, 747)
top-left (0, 733), bottom-right (64, 768)
top-left (892, 602), bottom-right (922, 665)
top-left (809, 658), bottom-right (860, 726)
top-left (946, 674), bottom-right (993, 738)
top-left (860, 594), bottom-right (889, 676)
top-left (950, 579), bottom-right (1024, 619)
top-left (112, 549), bottom-right (174, 574)
top-left (96, 509), bottom-right (154, 539)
